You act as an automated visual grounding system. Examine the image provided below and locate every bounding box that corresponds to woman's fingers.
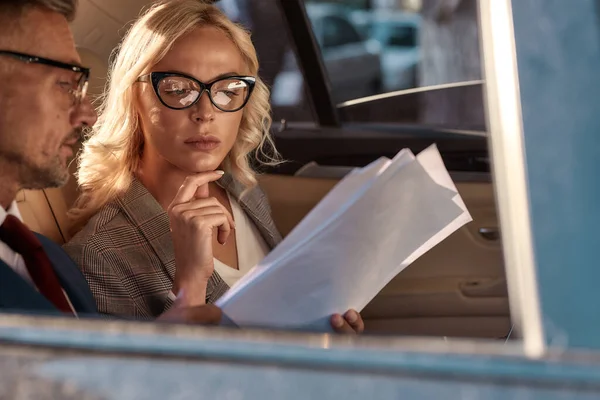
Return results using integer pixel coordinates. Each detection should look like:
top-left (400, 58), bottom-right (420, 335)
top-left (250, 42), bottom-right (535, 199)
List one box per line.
top-left (330, 314), bottom-right (356, 334)
top-left (174, 198), bottom-right (235, 230)
top-left (168, 173), bottom-right (235, 246)
top-left (180, 212), bottom-right (232, 245)
top-left (344, 309), bottom-right (364, 333)
top-left (330, 310), bottom-right (365, 334)
top-left (217, 219), bottom-right (231, 245)
top-left (196, 214), bottom-right (232, 245)
top-left (187, 198), bottom-right (235, 227)
top-left (194, 182), bottom-right (210, 200)
top-left (180, 206), bottom-right (226, 219)
top-left (169, 171), bottom-right (225, 208)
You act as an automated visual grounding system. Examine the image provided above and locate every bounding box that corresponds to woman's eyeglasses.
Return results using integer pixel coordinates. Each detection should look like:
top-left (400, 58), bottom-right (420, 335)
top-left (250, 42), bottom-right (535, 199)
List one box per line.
top-left (137, 72), bottom-right (256, 112)
top-left (0, 50), bottom-right (90, 105)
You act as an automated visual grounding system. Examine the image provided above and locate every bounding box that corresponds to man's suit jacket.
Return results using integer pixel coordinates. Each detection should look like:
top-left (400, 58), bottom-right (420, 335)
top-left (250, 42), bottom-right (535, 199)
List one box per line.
top-left (0, 233), bottom-right (97, 315)
top-left (64, 173), bottom-right (282, 319)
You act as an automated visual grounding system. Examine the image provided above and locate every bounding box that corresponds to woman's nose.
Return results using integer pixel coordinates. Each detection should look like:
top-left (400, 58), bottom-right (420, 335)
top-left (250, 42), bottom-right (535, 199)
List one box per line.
top-left (191, 91), bottom-right (215, 122)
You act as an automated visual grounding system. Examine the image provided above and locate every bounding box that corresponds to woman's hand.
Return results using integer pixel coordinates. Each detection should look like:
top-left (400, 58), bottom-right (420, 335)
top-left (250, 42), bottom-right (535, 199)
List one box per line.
top-left (168, 171), bottom-right (235, 306)
top-left (157, 302), bottom-right (223, 325)
top-left (330, 309), bottom-right (365, 334)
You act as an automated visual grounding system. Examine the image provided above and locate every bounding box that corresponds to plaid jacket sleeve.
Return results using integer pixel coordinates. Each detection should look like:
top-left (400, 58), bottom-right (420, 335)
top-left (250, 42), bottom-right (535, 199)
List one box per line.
top-left (68, 231), bottom-right (168, 318)
top-left (63, 203), bottom-right (182, 319)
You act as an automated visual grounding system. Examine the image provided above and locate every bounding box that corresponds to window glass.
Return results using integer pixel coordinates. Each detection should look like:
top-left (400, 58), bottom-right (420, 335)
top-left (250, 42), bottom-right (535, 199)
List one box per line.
top-left (218, 0), bottom-right (483, 129)
top-left (217, 0), bottom-right (315, 122)
top-left (305, 0), bottom-right (484, 128)
top-left (321, 16), bottom-right (363, 48)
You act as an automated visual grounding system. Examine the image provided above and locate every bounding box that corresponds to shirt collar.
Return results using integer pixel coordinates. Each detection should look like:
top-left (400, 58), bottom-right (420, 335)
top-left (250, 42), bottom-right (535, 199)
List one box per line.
top-left (0, 201), bottom-right (23, 226)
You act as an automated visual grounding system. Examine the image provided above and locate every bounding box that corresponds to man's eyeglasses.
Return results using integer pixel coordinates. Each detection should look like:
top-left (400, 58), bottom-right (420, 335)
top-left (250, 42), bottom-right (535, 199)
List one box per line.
top-left (137, 72), bottom-right (256, 112)
top-left (0, 50), bottom-right (90, 105)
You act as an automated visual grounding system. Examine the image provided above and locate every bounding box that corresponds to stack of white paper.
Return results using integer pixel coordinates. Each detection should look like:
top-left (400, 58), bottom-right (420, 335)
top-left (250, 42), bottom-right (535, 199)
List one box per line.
top-left (216, 145), bottom-right (472, 331)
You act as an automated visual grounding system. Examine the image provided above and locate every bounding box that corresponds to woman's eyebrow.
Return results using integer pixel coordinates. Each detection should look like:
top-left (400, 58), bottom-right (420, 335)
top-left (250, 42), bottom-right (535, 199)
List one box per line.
top-left (209, 72), bottom-right (242, 81)
top-left (159, 70), bottom-right (243, 82)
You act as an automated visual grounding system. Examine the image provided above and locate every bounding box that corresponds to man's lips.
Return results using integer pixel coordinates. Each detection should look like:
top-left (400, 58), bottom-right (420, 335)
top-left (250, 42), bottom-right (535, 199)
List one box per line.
top-left (62, 133), bottom-right (80, 147)
top-left (62, 139), bottom-right (77, 147)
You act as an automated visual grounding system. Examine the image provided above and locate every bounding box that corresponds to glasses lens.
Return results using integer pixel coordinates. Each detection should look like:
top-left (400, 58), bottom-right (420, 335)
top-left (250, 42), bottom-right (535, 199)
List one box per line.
top-left (78, 75), bottom-right (89, 103)
top-left (210, 78), bottom-right (250, 111)
top-left (157, 76), bottom-right (201, 109)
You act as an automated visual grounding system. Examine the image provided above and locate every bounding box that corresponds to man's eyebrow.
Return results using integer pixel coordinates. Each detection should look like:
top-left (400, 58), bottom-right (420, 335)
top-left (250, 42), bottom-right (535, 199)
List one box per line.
top-left (66, 57), bottom-right (87, 68)
top-left (52, 58), bottom-right (85, 71)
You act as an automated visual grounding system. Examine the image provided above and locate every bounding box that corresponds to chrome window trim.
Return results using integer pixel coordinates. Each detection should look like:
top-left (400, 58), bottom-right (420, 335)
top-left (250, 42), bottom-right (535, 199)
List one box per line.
top-left (479, 0), bottom-right (545, 358)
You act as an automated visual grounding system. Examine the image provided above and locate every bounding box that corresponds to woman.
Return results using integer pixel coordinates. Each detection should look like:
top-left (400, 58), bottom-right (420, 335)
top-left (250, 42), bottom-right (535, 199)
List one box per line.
top-left (64, 0), bottom-right (363, 333)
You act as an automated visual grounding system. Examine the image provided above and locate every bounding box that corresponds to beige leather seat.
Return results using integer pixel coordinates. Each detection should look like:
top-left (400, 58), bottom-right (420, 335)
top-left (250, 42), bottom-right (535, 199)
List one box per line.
top-left (17, 47), bottom-right (108, 244)
top-left (16, 189), bottom-right (69, 244)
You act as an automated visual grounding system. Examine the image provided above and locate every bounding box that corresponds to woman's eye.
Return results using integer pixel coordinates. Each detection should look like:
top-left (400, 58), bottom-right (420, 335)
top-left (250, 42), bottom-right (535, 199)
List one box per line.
top-left (165, 89), bottom-right (188, 96)
top-left (218, 90), bottom-right (238, 97)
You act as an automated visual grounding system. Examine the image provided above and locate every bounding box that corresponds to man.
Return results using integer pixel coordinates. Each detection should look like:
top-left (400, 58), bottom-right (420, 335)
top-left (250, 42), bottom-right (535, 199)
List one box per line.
top-left (0, 0), bottom-right (222, 323)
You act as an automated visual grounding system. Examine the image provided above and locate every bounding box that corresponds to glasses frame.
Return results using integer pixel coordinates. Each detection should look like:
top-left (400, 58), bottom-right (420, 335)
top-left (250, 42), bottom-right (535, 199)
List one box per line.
top-left (0, 50), bottom-right (90, 105)
top-left (138, 71), bottom-right (256, 112)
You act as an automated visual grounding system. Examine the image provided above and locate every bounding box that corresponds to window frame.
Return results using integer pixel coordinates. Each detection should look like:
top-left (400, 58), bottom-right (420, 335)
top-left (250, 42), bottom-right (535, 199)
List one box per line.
top-left (277, 0), bottom-right (340, 127)
top-left (479, 0), bottom-right (544, 357)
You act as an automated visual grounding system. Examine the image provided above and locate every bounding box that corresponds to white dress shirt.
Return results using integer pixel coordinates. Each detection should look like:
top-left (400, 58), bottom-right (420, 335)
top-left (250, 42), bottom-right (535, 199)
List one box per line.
top-left (0, 201), bottom-right (34, 284)
top-left (213, 192), bottom-right (270, 288)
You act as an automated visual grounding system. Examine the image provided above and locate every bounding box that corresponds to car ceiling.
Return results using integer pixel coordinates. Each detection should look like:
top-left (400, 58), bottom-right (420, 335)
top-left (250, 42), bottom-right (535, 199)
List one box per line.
top-left (72, 0), bottom-right (220, 64)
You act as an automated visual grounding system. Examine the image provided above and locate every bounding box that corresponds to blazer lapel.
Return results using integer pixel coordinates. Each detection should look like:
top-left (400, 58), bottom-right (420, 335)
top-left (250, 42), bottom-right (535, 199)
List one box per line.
top-left (35, 233), bottom-right (97, 314)
top-left (218, 173), bottom-right (283, 249)
top-left (0, 259), bottom-right (61, 315)
top-left (115, 178), bottom-right (226, 302)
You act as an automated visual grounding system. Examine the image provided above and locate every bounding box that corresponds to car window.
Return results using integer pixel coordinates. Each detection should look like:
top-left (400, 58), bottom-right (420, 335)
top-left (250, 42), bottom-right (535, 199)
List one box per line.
top-left (219, 0), bottom-right (482, 130)
top-left (305, 0), bottom-right (483, 128)
top-left (373, 23), bottom-right (417, 48)
top-left (217, 0), bottom-right (315, 123)
top-left (322, 16), bottom-right (363, 48)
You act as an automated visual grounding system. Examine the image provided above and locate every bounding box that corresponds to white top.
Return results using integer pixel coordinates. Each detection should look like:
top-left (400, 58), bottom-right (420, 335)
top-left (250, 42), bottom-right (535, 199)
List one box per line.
top-left (0, 202), bottom-right (33, 284)
top-left (213, 193), bottom-right (270, 288)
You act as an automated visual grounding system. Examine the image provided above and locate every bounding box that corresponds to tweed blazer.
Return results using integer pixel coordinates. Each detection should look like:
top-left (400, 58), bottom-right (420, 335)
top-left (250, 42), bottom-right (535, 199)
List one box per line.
top-left (63, 174), bottom-right (282, 318)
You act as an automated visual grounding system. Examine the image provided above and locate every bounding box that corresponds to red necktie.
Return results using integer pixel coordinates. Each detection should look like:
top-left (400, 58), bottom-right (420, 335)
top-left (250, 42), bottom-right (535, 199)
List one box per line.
top-left (0, 214), bottom-right (74, 314)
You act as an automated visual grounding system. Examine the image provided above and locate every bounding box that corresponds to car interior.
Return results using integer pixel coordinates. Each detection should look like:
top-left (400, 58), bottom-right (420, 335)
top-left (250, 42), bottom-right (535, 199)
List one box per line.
top-left (16, 0), bottom-right (510, 339)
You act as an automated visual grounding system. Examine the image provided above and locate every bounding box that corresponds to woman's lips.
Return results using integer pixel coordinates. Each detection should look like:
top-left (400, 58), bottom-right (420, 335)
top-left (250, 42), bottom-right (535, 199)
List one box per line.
top-left (184, 136), bottom-right (221, 151)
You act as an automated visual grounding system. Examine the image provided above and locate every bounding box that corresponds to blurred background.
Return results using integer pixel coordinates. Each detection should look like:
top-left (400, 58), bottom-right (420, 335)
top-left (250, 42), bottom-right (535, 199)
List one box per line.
top-left (218, 0), bottom-right (481, 107)
top-left (217, 0), bottom-right (482, 128)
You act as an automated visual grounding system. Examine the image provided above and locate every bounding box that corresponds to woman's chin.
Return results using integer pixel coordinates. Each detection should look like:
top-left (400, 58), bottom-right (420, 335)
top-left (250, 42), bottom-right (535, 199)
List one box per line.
top-left (183, 162), bottom-right (222, 174)
top-left (172, 154), bottom-right (224, 175)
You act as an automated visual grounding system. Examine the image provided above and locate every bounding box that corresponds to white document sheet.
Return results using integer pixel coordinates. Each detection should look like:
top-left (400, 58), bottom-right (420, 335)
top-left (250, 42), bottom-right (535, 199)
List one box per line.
top-left (216, 145), bottom-right (473, 331)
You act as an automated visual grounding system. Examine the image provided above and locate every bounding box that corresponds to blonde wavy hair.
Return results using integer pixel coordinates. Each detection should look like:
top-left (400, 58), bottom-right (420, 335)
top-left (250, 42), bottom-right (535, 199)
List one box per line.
top-left (69, 0), bottom-right (280, 228)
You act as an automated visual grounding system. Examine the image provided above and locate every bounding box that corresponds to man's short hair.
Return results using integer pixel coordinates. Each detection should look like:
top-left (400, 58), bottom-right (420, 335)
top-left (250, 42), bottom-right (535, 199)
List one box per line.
top-left (0, 0), bottom-right (78, 21)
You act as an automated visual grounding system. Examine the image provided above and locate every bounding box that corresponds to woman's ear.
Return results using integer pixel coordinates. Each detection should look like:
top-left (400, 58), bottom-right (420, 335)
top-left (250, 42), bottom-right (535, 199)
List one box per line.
top-left (132, 83), bottom-right (144, 107)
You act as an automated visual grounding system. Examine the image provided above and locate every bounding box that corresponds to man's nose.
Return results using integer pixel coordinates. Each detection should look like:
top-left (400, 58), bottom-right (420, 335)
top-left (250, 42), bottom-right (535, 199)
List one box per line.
top-left (71, 96), bottom-right (98, 128)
